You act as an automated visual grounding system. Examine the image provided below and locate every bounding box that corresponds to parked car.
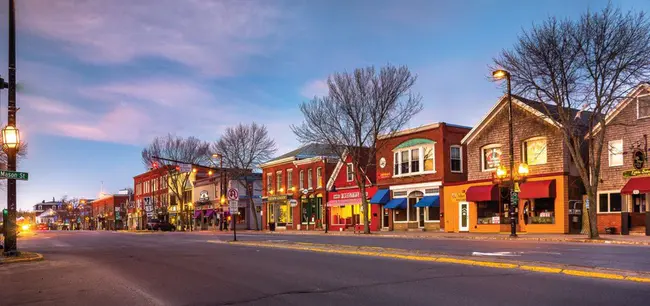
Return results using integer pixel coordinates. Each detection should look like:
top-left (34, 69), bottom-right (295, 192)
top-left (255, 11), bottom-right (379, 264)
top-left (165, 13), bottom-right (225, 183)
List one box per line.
top-left (146, 219), bottom-right (176, 231)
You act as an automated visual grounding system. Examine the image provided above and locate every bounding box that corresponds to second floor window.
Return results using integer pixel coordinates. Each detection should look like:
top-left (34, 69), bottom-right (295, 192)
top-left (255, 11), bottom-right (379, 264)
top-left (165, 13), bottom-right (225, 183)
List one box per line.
top-left (266, 173), bottom-right (272, 192)
top-left (482, 145), bottom-right (502, 171)
top-left (299, 170), bottom-right (304, 190)
top-left (450, 145), bottom-right (462, 173)
top-left (346, 163), bottom-right (354, 182)
top-left (276, 171), bottom-right (283, 191)
top-left (287, 169), bottom-right (293, 190)
top-left (609, 140), bottom-right (624, 167)
top-left (394, 145), bottom-right (435, 176)
top-left (523, 137), bottom-right (547, 165)
top-left (317, 167), bottom-right (323, 188)
top-left (308, 169), bottom-right (313, 189)
top-left (639, 95), bottom-right (650, 119)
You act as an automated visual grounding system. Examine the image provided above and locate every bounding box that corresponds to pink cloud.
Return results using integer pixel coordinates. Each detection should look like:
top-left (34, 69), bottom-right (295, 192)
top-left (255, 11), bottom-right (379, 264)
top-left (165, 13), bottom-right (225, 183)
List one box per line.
top-left (18, 0), bottom-right (284, 76)
top-left (300, 79), bottom-right (329, 99)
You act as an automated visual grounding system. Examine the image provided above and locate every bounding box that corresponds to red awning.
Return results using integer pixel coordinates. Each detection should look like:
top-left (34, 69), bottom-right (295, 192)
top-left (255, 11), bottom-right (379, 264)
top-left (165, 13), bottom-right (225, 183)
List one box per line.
top-left (520, 180), bottom-right (556, 199)
top-left (621, 177), bottom-right (650, 194)
top-left (466, 185), bottom-right (498, 202)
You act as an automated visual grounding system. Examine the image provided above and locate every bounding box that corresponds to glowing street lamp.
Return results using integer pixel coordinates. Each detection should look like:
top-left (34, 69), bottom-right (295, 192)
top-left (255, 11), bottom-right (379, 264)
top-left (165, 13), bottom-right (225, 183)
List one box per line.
top-left (2, 125), bottom-right (19, 150)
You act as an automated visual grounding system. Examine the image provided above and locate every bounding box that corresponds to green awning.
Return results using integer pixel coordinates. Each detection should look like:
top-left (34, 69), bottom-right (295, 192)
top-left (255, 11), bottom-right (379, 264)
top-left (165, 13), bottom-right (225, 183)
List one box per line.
top-left (394, 138), bottom-right (435, 149)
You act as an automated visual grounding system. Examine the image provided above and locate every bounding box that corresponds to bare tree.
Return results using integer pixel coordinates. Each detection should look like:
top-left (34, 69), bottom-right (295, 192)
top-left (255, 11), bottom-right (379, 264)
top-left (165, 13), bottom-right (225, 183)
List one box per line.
top-left (214, 123), bottom-right (277, 230)
top-left (142, 134), bottom-right (211, 230)
top-left (292, 64), bottom-right (423, 234)
top-left (0, 142), bottom-right (28, 190)
top-left (494, 5), bottom-right (650, 238)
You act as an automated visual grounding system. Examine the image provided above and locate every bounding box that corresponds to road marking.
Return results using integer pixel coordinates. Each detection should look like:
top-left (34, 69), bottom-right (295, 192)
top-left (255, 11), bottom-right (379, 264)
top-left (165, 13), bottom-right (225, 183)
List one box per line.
top-left (267, 239), bottom-right (289, 243)
top-left (472, 251), bottom-right (519, 257)
top-left (562, 269), bottom-right (625, 280)
top-left (520, 265), bottom-right (562, 273)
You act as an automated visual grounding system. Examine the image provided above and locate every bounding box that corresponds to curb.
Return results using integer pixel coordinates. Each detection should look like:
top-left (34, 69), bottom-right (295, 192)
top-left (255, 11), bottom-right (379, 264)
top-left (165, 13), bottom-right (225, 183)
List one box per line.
top-left (222, 241), bottom-right (650, 284)
top-left (0, 252), bottom-right (44, 265)
top-left (255, 231), bottom-right (650, 246)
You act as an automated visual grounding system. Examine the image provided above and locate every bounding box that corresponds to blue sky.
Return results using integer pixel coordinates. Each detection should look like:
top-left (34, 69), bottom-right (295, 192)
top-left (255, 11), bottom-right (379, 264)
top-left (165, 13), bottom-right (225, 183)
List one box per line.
top-left (0, 0), bottom-right (647, 210)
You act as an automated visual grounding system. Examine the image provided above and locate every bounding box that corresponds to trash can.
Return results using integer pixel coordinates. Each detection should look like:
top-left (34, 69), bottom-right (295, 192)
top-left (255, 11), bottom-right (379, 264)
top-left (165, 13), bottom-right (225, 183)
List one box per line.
top-left (269, 222), bottom-right (276, 231)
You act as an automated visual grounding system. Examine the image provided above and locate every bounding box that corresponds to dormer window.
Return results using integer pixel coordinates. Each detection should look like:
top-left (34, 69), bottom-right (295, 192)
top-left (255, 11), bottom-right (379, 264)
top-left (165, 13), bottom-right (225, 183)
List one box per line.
top-left (638, 94), bottom-right (650, 119)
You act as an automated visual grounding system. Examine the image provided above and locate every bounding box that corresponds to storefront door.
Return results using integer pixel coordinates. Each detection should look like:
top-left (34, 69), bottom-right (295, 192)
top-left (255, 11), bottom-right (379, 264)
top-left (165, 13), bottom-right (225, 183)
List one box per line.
top-left (418, 208), bottom-right (425, 228)
top-left (459, 202), bottom-right (469, 232)
top-left (382, 208), bottom-right (390, 229)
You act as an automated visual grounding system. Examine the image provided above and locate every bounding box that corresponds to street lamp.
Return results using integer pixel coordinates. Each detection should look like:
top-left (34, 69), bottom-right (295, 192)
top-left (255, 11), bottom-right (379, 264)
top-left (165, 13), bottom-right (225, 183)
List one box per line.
top-left (492, 68), bottom-right (518, 237)
top-left (2, 125), bottom-right (19, 149)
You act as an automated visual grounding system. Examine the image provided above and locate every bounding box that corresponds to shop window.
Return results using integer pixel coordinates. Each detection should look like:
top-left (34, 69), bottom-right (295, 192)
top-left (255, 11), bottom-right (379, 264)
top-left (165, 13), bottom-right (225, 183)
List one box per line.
top-left (394, 204), bottom-right (407, 222)
top-left (301, 198), bottom-right (321, 223)
top-left (530, 198), bottom-right (555, 224)
top-left (317, 167), bottom-right (323, 188)
top-left (427, 206), bottom-right (440, 221)
top-left (598, 192), bottom-right (622, 213)
top-left (331, 206), bottom-right (353, 225)
top-left (523, 137), bottom-right (547, 165)
top-left (638, 95), bottom-right (650, 119)
top-left (450, 145), bottom-right (462, 173)
top-left (633, 194), bottom-right (646, 213)
top-left (401, 150), bottom-right (410, 174)
top-left (481, 145), bottom-right (502, 171)
top-left (287, 169), bottom-right (293, 190)
top-left (477, 201), bottom-right (500, 224)
top-left (308, 169), bottom-right (313, 189)
top-left (299, 170), bottom-right (304, 190)
top-left (346, 163), bottom-right (354, 182)
top-left (608, 140), bottom-right (624, 167)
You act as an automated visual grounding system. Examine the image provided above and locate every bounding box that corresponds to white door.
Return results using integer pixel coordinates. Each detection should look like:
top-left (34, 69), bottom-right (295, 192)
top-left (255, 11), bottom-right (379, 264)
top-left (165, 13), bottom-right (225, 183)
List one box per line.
top-left (459, 202), bottom-right (469, 232)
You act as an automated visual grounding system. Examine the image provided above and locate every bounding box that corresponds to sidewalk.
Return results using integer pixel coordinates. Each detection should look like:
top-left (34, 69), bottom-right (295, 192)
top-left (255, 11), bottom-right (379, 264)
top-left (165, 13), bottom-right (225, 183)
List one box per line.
top-left (240, 229), bottom-right (650, 246)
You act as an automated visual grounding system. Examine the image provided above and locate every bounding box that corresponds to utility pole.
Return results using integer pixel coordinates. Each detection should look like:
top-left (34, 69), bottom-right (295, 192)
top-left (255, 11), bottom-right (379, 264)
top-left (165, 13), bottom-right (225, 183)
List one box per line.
top-left (3, 0), bottom-right (18, 256)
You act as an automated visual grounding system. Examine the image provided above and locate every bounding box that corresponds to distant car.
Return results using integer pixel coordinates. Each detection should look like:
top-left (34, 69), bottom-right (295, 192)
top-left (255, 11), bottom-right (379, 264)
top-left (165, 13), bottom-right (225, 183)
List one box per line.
top-left (37, 223), bottom-right (48, 231)
top-left (146, 219), bottom-right (176, 231)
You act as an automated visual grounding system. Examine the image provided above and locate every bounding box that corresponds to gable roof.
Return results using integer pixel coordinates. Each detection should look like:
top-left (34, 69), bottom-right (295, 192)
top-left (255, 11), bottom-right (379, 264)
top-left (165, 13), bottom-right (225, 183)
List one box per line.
top-left (461, 94), bottom-right (598, 144)
top-left (325, 148), bottom-right (374, 191)
top-left (591, 82), bottom-right (650, 135)
top-left (261, 143), bottom-right (340, 168)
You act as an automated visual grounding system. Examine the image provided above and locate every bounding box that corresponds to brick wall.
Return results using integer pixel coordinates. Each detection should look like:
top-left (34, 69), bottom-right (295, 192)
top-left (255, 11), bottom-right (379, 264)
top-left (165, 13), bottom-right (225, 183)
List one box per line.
top-left (467, 103), bottom-right (567, 181)
top-left (598, 87), bottom-right (650, 191)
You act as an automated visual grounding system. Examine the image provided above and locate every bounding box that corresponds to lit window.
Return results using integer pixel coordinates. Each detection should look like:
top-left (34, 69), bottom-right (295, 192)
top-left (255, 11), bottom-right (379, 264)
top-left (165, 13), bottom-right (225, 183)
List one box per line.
top-left (346, 163), bottom-right (354, 182)
top-left (608, 140), bottom-right (624, 167)
top-left (287, 169), bottom-right (293, 190)
top-left (638, 95), bottom-right (650, 119)
top-left (299, 170), bottom-right (304, 189)
top-left (317, 167), bottom-right (323, 188)
top-left (266, 173), bottom-right (272, 192)
top-left (276, 171), bottom-right (283, 191)
top-left (482, 145), bottom-right (502, 171)
top-left (308, 169), bottom-right (313, 189)
top-left (523, 138), bottom-right (547, 165)
top-left (450, 145), bottom-right (462, 173)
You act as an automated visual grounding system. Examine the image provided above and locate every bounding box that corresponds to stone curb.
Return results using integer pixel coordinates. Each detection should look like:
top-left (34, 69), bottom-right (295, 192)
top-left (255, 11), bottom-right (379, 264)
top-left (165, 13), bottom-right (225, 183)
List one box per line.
top-left (254, 230), bottom-right (650, 246)
top-left (0, 252), bottom-right (44, 265)
top-left (221, 240), bottom-right (650, 284)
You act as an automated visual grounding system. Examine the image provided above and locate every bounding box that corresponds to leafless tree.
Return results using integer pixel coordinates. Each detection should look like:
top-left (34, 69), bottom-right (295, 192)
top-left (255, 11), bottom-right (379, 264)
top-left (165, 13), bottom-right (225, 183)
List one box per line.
top-left (142, 134), bottom-right (211, 230)
top-left (0, 141), bottom-right (28, 190)
top-left (292, 64), bottom-right (423, 234)
top-left (494, 5), bottom-right (650, 238)
top-left (214, 123), bottom-right (277, 230)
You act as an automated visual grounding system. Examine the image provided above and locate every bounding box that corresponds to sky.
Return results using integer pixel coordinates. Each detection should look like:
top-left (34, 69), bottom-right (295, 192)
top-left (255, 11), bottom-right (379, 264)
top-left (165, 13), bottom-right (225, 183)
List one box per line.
top-left (0, 0), bottom-right (647, 210)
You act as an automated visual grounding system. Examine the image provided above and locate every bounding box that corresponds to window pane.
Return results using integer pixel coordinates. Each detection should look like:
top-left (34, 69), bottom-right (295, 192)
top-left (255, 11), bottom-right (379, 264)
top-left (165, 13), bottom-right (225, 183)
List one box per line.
top-left (394, 206), bottom-right (407, 221)
top-left (427, 206), bottom-right (440, 221)
top-left (529, 198), bottom-right (555, 224)
top-left (477, 201), bottom-right (500, 224)
top-left (609, 140), bottom-right (624, 166)
top-left (308, 169), bottom-right (312, 188)
top-left (394, 153), bottom-right (399, 175)
top-left (639, 96), bottom-right (650, 118)
top-left (525, 138), bottom-right (547, 165)
top-left (347, 164), bottom-right (354, 181)
top-left (411, 149), bottom-right (419, 172)
top-left (287, 171), bottom-right (292, 189)
top-left (610, 193), bottom-right (622, 212)
top-left (401, 150), bottom-right (410, 173)
top-left (483, 147), bottom-right (502, 170)
top-left (599, 193), bottom-right (609, 212)
top-left (450, 146), bottom-right (461, 172)
top-left (299, 171), bottom-right (304, 189)
top-left (424, 147), bottom-right (434, 171)
top-left (317, 168), bottom-right (322, 188)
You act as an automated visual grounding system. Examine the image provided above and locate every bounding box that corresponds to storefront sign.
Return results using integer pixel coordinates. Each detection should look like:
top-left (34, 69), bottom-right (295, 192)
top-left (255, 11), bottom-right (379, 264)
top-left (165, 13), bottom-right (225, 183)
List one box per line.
top-left (633, 149), bottom-right (645, 170)
top-left (199, 190), bottom-right (210, 202)
top-left (379, 157), bottom-right (387, 169)
top-left (289, 199), bottom-right (298, 207)
top-left (267, 195), bottom-right (288, 202)
top-left (379, 172), bottom-right (392, 179)
top-left (623, 168), bottom-right (650, 178)
top-left (451, 191), bottom-right (466, 202)
top-left (332, 191), bottom-right (367, 200)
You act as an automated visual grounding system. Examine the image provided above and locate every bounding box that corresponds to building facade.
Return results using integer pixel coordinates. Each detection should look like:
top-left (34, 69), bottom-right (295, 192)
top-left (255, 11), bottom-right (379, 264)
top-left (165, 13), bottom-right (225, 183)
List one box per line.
top-left (261, 144), bottom-right (338, 231)
top-left (594, 83), bottom-right (650, 234)
top-left (92, 194), bottom-right (131, 230)
top-left (133, 167), bottom-right (170, 230)
top-left (444, 96), bottom-right (585, 234)
top-left (373, 123), bottom-right (470, 231)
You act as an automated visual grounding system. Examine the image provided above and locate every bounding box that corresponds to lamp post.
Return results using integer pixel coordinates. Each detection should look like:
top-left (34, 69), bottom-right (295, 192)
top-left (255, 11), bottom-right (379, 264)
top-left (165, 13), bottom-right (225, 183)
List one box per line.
top-left (2, 0), bottom-right (19, 255)
top-left (492, 69), bottom-right (519, 238)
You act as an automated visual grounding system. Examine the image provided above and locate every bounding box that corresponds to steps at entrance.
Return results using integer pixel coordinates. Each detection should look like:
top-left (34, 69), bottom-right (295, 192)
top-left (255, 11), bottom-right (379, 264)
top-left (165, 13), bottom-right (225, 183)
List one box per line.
top-left (630, 226), bottom-right (647, 236)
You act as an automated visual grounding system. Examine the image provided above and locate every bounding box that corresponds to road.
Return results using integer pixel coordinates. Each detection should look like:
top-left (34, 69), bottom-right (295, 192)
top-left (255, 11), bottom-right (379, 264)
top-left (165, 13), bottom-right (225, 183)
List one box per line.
top-left (0, 231), bottom-right (648, 306)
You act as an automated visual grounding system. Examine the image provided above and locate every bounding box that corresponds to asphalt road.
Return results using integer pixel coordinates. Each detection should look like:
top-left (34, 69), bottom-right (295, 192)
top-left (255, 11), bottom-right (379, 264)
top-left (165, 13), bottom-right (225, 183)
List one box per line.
top-left (1, 231), bottom-right (649, 306)
top-left (216, 231), bottom-right (650, 272)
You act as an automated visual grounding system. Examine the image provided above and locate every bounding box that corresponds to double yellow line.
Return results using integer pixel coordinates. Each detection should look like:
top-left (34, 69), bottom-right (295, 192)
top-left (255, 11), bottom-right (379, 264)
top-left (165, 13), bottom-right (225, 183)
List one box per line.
top-left (217, 240), bottom-right (650, 284)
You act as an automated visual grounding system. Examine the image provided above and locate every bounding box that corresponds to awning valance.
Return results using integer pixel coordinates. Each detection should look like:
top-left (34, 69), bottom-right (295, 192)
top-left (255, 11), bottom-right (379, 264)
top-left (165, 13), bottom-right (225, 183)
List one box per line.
top-left (327, 198), bottom-right (361, 207)
top-left (193, 210), bottom-right (202, 219)
top-left (621, 177), bottom-right (650, 194)
top-left (414, 196), bottom-right (440, 208)
top-left (466, 185), bottom-right (498, 202)
top-left (205, 209), bottom-right (215, 218)
top-left (384, 198), bottom-right (407, 209)
top-left (370, 189), bottom-right (390, 204)
top-left (520, 180), bottom-right (556, 199)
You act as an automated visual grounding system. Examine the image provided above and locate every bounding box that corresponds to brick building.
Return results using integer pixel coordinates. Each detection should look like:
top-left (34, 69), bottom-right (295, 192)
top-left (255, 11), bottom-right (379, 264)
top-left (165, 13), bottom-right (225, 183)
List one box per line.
top-left (132, 167), bottom-right (170, 230)
top-left (593, 83), bottom-right (650, 234)
top-left (373, 123), bottom-right (470, 231)
top-left (444, 95), bottom-right (586, 234)
top-left (92, 194), bottom-right (131, 230)
top-left (261, 144), bottom-right (338, 231)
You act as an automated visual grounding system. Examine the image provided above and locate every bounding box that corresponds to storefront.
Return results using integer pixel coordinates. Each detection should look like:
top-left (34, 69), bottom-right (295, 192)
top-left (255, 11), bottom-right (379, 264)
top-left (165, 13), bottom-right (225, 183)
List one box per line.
top-left (266, 194), bottom-right (292, 230)
top-left (444, 175), bottom-right (570, 233)
top-left (386, 182), bottom-right (442, 231)
top-left (327, 187), bottom-right (379, 231)
top-left (298, 194), bottom-right (323, 230)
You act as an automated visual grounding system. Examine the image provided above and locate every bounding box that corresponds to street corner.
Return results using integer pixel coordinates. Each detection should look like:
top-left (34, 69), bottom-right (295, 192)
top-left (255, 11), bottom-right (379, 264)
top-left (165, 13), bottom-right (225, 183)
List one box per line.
top-left (0, 251), bottom-right (44, 265)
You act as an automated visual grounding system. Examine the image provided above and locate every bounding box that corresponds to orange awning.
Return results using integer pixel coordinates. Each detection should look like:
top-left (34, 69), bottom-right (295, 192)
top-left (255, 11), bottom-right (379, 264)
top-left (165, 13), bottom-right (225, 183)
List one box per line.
top-left (621, 177), bottom-right (650, 194)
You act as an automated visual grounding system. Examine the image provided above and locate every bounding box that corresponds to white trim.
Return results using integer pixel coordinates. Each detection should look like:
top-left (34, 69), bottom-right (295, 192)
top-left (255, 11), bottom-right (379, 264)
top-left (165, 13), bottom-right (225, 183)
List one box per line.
top-left (480, 144), bottom-right (502, 172)
top-left (346, 163), bottom-right (354, 182)
top-left (590, 83), bottom-right (650, 136)
top-left (450, 145), bottom-right (463, 173)
top-left (637, 93), bottom-right (650, 119)
top-left (293, 156), bottom-right (324, 166)
top-left (608, 139), bottom-right (624, 167)
top-left (326, 151), bottom-right (347, 190)
top-left (392, 142), bottom-right (436, 177)
top-left (522, 136), bottom-right (548, 166)
top-left (389, 181), bottom-right (442, 192)
top-left (379, 123), bottom-right (441, 140)
top-left (260, 156), bottom-right (295, 168)
top-left (597, 190), bottom-right (623, 214)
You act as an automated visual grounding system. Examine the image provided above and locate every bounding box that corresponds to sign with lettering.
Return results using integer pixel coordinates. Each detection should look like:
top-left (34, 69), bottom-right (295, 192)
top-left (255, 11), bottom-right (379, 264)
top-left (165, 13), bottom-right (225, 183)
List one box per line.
top-left (199, 190), bottom-right (210, 202)
top-left (623, 168), bottom-right (650, 178)
top-left (379, 172), bottom-right (392, 179)
top-left (267, 195), bottom-right (288, 202)
top-left (633, 149), bottom-right (645, 170)
top-left (451, 191), bottom-right (466, 202)
top-left (0, 170), bottom-right (28, 181)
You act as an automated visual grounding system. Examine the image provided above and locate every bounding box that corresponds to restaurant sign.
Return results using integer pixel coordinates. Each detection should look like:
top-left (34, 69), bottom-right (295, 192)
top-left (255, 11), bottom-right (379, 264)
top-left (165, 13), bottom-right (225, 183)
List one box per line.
top-left (633, 149), bottom-right (646, 170)
top-left (623, 168), bottom-right (650, 178)
top-left (451, 191), bottom-right (466, 202)
top-left (332, 190), bottom-right (368, 200)
top-left (267, 195), bottom-right (289, 202)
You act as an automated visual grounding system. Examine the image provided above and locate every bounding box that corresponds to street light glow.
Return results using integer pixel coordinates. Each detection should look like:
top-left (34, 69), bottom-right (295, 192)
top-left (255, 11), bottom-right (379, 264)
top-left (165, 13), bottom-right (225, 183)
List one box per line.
top-left (496, 165), bottom-right (507, 179)
top-left (518, 163), bottom-right (530, 177)
top-left (492, 69), bottom-right (509, 80)
top-left (2, 125), bottom-right (19, 149)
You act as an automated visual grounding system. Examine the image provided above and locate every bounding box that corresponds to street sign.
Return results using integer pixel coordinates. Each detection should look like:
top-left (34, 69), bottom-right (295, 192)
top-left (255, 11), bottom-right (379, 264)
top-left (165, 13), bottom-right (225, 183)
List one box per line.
top-left (0, 170), bottom-right (28, 181)
top-left (229, 200), bottom-right (238, 214)
top-left (289, 199), bottom-right (298, 207)
top-left (227, 188), bottom-right (239, 201)
top-left (179, 164), bottom-right (192, 173)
